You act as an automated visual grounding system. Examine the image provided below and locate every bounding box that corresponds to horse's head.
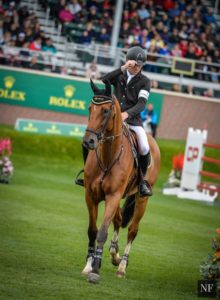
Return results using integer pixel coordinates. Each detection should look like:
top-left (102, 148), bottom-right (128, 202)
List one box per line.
top-left (83, 79), bottom-right (115, 150)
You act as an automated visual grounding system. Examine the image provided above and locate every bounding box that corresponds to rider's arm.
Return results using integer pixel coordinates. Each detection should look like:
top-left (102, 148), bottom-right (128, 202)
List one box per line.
top-left (101, 61), bottom-right (135, 85)
top-left (101, 68), bottom-right (123, 85)
top-left (126, 81), bottom-right (151, 119)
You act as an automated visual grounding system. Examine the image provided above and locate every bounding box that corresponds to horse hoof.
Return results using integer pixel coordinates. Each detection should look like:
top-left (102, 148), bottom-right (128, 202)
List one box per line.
top-left (111, 259), bottom-right (120, 266)
top-left (88, 272), bottom-right (100, 284)
top-left (116, 271), bottom-right (125, 278)
top-left (111, 256), bottom-right (121, 266)
top-left (110, 252), bottom-right (121, 266)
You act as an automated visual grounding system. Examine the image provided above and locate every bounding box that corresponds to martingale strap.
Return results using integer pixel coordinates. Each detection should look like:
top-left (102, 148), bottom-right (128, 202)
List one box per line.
top-left (92, 95), bottom-right (113, 105)
top-left (96, 140), bottom-right (124, 184)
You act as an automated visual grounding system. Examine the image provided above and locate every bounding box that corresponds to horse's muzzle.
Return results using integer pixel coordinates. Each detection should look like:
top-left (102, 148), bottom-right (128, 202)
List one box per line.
top-left (83, 134), bottom-right (97, 150)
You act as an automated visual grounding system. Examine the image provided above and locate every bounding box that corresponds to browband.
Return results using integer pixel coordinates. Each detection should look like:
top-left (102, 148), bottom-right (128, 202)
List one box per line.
top-left (92, 95), bottom-right (113, 105)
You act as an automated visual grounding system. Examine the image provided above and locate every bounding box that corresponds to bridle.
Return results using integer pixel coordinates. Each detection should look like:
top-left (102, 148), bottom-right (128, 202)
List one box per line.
top-left (85, 95), bottom-right (124, 182)
top-left (85, 96), bottom-right (123, 144)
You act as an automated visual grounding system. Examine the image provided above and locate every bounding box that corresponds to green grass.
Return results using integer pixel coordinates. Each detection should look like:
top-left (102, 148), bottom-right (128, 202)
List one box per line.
top-left (0, 125), bottom-right (219, 300)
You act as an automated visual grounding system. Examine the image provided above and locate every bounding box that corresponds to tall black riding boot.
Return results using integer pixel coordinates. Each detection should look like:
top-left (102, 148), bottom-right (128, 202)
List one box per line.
top-left (139, 153), bottom-right (153, 197)
top-left (75, 144), bottom-right (89, 186)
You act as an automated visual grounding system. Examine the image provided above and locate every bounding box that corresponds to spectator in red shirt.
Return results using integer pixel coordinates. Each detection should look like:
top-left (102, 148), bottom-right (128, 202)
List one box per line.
top-left (29, 37), bottom-right (42, 51)
top-left (163, 0), bottom-right (175, 11)
top-left (103, 0), bottom-right (111, 10)
top-left (179, 39), bottom-right (188, 57)
top-left (194, 44), bottom-right (203, 57)
top-left (170, 44), bottom-right (183, 57)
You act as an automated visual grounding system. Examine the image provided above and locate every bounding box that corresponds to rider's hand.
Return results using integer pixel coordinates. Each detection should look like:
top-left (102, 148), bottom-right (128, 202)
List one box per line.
top-left (121, 60), bottom-right (137, 72)
top-left (121, 111), bottom-right (129, 121)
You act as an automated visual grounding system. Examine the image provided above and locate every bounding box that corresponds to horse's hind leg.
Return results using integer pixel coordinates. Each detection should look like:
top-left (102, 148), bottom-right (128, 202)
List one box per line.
top-left (109, 206), bottom-right (122, 266)
top-left (82, 195), bottom-right (98, 275)
top-left (117, 194), bottom-right (148, 278)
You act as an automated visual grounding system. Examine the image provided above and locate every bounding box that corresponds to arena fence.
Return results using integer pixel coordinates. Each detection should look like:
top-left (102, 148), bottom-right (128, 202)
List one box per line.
top-left (1, 45), bottom-right (220, 94)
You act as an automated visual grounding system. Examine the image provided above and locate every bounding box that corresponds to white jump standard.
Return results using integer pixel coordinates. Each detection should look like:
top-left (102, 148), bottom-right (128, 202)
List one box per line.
top-left (164, 127), bottom-right (220, 202)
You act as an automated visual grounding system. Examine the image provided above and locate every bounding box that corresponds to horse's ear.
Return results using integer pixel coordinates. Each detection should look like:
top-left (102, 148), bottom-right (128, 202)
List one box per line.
top-left (104, 80), bottom-right (111, 97)
top-left (90, 79), bottom-right (100, 95)
top-left (112, 95), bottom-right (117, 103)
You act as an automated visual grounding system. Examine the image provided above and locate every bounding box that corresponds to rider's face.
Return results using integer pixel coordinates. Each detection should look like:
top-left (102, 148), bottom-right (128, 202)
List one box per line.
top-left (127, 63), bottom-right (141, 75)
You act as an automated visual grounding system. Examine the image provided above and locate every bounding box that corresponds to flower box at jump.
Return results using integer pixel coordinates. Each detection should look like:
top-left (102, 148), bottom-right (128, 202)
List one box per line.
top-left (0, 138), bottom-right (13, 184)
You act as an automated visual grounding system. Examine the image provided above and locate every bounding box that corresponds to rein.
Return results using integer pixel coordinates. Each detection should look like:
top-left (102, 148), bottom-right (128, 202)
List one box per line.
top-left (96, 135), bottom-right (124, 184)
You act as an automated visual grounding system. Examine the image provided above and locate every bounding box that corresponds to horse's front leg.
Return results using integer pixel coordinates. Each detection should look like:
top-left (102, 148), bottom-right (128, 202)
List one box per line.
top-left (117, 195), bottom-right (148, 278)
top-left (109, 206), bottom-right (122, 266)
top-left (88, 193), bottom-right (121, 284)
top-left (82, 193), bottom-right (98, 275)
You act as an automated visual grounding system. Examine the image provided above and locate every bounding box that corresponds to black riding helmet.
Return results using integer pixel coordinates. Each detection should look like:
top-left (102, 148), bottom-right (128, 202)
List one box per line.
top-left (126, 46), bottom-right (146, 67)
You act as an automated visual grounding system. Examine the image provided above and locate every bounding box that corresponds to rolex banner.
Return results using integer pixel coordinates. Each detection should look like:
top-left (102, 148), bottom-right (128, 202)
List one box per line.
top-left (0, 67), bottom-right (93, 116)
top-left (0, 67), bottom-right (164, 120)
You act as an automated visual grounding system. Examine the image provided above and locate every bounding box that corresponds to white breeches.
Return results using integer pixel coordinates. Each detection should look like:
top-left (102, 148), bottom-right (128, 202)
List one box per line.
top-left (129, 125), bottom-right (150, 155)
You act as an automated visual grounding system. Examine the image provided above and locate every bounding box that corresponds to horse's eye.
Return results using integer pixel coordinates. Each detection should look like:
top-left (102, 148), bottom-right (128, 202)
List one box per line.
top-left (103, 108), bottom-right (109, 115)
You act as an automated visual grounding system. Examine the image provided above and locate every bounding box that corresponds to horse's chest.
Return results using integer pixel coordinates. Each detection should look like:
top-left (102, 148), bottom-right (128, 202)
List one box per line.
top-left (89, 174), bottom-right (121, 200)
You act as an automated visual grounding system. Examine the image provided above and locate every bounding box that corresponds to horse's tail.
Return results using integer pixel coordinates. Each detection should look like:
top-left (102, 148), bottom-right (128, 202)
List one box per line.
top-left (121, 195), bottom-right (135, 228)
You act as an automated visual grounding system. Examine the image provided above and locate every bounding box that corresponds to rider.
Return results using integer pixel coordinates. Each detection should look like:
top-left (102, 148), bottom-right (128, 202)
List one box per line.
top-left (76, 46), bottom-right (152, 197)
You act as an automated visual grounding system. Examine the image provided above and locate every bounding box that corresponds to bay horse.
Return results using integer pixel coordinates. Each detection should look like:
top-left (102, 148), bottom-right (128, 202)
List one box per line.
top-left (81, 80), bottom-right (160, 283)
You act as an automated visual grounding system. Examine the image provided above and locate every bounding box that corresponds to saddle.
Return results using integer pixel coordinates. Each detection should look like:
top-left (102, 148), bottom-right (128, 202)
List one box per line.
top-left (123, 122), bottom-right (139, 168)
top-left (124, 123), bottom-right (151, 171)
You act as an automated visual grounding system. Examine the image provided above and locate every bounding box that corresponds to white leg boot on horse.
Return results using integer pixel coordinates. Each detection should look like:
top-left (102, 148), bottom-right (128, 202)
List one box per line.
top-left (82, 197), bottom-right (98, 275)
top-left (109, 231), bottom-right (121, 266)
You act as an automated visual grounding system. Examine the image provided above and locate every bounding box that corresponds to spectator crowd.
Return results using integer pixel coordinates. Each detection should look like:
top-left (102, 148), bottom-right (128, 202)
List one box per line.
top-left (0, 0), bottom-right (58, 70)
top-left (120, 0), bottom-right (219, 84)
top-left (51, 0), bottom-right (220, 82)
top-left (0, 0), bottom-right (219, 95)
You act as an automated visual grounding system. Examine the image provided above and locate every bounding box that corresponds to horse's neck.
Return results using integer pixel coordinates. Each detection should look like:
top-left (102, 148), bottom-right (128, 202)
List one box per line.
top-left (100, 104), bottom-right (123, 165)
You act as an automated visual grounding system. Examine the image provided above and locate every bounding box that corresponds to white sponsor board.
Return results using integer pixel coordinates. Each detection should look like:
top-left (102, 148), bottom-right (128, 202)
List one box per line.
top-left (180, 128), bottom-right (207, 191)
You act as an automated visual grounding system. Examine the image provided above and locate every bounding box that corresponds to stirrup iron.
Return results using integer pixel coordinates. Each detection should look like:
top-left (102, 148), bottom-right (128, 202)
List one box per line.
top-left (75, 169), bottom-right (84, 187)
